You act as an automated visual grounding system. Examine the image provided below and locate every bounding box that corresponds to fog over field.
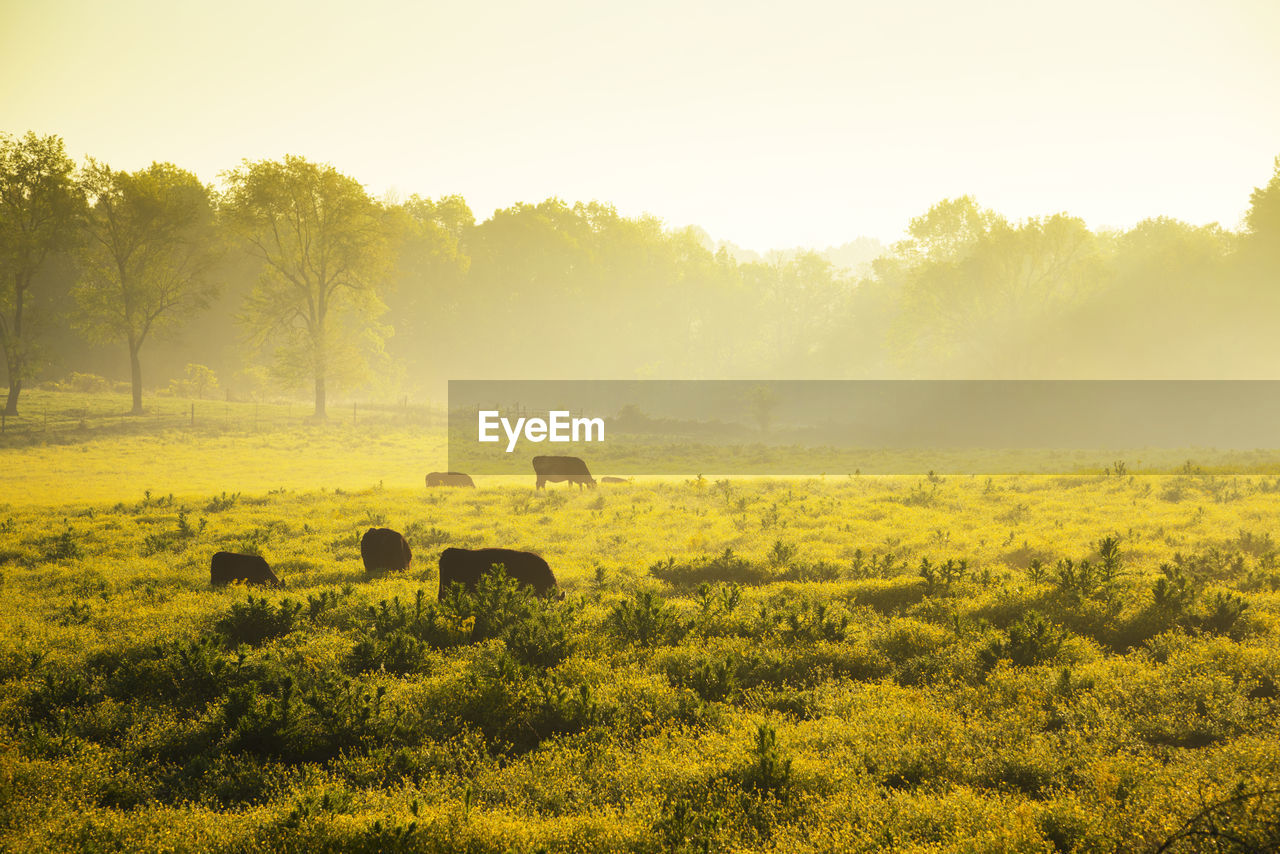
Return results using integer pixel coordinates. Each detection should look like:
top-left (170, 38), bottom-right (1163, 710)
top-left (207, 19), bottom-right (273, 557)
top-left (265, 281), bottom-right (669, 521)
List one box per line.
top-left (2, 156), bottom-right (1279, 416)
top-left (2, 1), bottom-right (1280, 411)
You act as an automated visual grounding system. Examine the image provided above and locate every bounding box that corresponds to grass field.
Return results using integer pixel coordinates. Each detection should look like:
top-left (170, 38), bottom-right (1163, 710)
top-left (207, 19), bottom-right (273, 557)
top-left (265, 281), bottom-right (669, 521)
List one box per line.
top-left (0, 390), bottom-right (447, 504)
top-left (0, 392), bottom-right (1277, 852)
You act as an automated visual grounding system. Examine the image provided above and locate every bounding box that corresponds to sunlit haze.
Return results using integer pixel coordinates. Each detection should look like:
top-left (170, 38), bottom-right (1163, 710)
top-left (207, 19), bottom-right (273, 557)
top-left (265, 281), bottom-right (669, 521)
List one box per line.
top-left (3, 0), bottom-right (1278, 250)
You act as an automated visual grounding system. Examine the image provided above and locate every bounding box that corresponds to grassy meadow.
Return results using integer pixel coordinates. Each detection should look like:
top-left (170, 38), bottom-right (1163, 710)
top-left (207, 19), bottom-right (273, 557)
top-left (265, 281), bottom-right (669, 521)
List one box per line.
top-left (0, 393), bottom-right (1278, 852)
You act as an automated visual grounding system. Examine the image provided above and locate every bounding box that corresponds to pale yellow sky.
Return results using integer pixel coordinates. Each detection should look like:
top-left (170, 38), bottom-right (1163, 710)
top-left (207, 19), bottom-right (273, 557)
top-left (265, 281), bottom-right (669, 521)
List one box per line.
top-left (3, 0), bottom-right (1278, 251)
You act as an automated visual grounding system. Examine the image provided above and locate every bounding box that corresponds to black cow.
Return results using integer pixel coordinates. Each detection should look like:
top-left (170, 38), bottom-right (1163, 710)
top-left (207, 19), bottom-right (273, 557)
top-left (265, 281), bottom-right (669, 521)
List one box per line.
top-left (600, 476), bottom-right (630, 484)
top-left (438, 547), bottom-right (559, 600)
top-left (361, 527), bottom-right (412, 574)
top-left (532, 455), bottom-right (596, 490)
top-left (211, 551), bottom-right (280, 588)
top-left (426, 471), bottom-right (475, 488)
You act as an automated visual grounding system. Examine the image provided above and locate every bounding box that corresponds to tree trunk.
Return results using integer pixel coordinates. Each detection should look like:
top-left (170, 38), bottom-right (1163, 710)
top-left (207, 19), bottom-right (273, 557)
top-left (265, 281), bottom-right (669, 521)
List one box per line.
top-left (313, 329), bottom-right (327, 418)
top-left (130, 344), bottom-right (143, 415)
top-left (3, 379), bottom-right (19, 417)
top-left (3, 275), bottom-right (25, 416)
top-left (314, 372), bottom-right (326, 419)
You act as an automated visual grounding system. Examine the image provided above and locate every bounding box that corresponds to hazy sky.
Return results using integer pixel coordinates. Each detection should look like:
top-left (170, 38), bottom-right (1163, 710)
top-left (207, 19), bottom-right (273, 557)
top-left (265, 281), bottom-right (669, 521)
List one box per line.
top-left (3, 0), bottom-right (1278, 251)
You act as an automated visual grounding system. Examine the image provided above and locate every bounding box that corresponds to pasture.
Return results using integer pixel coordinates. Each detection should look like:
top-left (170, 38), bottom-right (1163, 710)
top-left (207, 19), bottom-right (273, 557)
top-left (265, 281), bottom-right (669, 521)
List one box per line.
top-left (0, 399), bottom-right (1277, 852)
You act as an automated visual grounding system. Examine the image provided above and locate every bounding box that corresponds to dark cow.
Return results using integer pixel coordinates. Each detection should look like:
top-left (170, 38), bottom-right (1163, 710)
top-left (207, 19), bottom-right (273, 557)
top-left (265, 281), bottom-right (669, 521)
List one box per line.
top-left (438, 547), bottom-right (559, 600)
top-left (532, 455), bottom-right (596, 490)
top-left (426, 471), bottom-right (475, 488)
top-left (211, 551), bottom-right (280, 588)
top-left (600, 476), bottom-right (630, 484)
top-left (361, 527), bottom-right (412, 574)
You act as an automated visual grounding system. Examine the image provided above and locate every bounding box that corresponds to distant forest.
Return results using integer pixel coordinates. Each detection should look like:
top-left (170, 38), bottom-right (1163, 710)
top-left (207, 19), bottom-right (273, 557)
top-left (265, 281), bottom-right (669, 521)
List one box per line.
top-left (3, 131), bottom-right (1279, 417)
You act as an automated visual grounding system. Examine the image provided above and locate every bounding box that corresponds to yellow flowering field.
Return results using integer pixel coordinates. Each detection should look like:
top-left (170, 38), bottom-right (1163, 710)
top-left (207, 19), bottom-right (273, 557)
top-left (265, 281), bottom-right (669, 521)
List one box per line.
top-left (0, 415), bottom-right (1276, 852)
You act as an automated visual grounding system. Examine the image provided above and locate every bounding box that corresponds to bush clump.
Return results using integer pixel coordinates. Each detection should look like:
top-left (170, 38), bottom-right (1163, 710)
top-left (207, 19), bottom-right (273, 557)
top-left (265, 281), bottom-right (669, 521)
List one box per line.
top-left (980, 612), bottom-right (1065, 670)
top-left (650, 549), bottom-right (774, 587)
top-left (216, 597), bottom-right (302, 647)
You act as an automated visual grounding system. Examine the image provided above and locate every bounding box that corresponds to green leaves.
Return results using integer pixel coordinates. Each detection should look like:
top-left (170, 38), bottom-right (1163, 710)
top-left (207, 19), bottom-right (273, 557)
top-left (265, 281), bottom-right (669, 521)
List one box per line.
top-left (222, 156), bottom-right (390, 416)
top-left (215, 596), bottom-right (302, 647)
top-left (979, 611), bottom-right (1065, 670)
top-left (0, 132), bottom-right (83, 413)
top-left (74, 160), bottom-right (222, 413)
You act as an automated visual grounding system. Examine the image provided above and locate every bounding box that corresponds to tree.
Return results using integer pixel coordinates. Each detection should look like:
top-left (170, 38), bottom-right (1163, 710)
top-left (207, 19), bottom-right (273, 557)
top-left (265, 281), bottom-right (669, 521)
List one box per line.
top-left (898, 195), bottom-right (1003, 265)
top-left (222, 156), bottom-right (390, 418)
top-left (383, 195), bottom-right (471, 391)
top-left (76, 161), bottom-right (221, 414)
top-left (0, 132), bottom-right (83, 415)
top-left (746, 384), bottom-right (779, 431)
top-left (167, 363), bottom-right (220, 399)
top-left (880, 197), bottom-right (1103, 376)
top-left (1244, 156), bottom-right (1280, 267)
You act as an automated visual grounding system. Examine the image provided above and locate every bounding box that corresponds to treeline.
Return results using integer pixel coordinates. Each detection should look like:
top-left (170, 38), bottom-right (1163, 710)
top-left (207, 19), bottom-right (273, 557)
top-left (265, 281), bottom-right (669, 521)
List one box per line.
top-left (3, 130), bottom-right (1280, 417)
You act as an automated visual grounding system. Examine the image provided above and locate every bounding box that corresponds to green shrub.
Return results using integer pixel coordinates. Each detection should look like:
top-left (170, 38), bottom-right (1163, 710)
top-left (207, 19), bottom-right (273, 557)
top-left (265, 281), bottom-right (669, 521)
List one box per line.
top-left (295, 674), bottom-right (389, 759)
top-left (844, 576), bottom-right (929, 614)
top-left (919, 556), bottom-right (968, 592)
top-left (105, 637), bottom-right (235, 708)
top-left (166, 363), bottom-right (220, 399)
top-left (734, 723), bottom-right (794, 799)
top-left (46, 372), bottom-right (112, 394)
top-left (204, 492), bottom-right (240, 513)
top-left (347, 631), bottom-right (427, 675)
top-left (654, 795), bottom-right (723, 854)
top-left (42, 526), bottom-right (83, 562)
top-left (662, 649), bottom-right (752, 703)
top-left (609, 591), bottom-right (681, 647)
top-left (441, 567), bottom-right (535, 642)
top-left (505, 607), bottom-right (574, 669)
top-left (980, 612), bottom-right (1065, 670)
top-left (216, 597), bottom-right (302, 647)
top-left (777, 560), bottom-right (842, 583)
top-left (447, 649), bottom-right (598, 754)
top-left (1197, 591), bottom-right (1248, 637)
top-left (763, 599), bottom-right (850, 643)
top-left (650, 549), bottom-right (773, 587)
top-left (221, 677), bottom-right (293, 756)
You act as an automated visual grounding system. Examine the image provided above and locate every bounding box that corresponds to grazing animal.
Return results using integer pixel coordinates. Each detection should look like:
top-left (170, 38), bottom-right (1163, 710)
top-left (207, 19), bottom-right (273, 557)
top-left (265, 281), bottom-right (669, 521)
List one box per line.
top-left (210, 551), bottom-right (280, 588)
top-left (532, 455), bottom-right (596, 490)
top-left (600, 476), bottom-right (630, 484)
top-left (361, 527), bottom-right (412, 574)
top-left (438, 547), bottom-right (558, 599)
top-left (426, 471), bottom-right (475, 488)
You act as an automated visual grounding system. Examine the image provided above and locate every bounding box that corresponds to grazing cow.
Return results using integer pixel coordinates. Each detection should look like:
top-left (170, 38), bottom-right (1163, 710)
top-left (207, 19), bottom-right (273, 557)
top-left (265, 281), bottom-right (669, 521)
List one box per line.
top-left (361, 527), bottom-right (412, 574)
top-left (438, 547), bottom-right (559, 600)
top-left (600, 476), bottom-right (630, 484)
top-left (532, 455), bottom-right (596, 490)
top-left (211, 551), bottom-right (280, 588)
top-left (426, 471), bottom-right (475, 488)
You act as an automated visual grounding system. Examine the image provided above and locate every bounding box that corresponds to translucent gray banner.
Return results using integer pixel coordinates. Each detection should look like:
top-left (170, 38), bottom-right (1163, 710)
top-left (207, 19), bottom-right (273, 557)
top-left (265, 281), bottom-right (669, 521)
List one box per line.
top-left (447, 380), bottom-right (1280, 475)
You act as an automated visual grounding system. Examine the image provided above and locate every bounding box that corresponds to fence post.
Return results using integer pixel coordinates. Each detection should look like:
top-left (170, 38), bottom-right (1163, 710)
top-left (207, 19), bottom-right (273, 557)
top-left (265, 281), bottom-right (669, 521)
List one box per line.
top-left (191, 403), bottom-right (195, 427)
top-left (353, 401), bottom-right (357, 424)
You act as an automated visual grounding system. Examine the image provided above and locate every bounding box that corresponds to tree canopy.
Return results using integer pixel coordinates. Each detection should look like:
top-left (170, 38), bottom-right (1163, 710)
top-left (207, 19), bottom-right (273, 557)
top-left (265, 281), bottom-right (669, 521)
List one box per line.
top-left (223, 156), bottom-right (390, 418)
top-left (0, 132), bottom-right (83, 414)
top-left (75, 161), bottom-right (221, 413)
top-left (5, 135), bottom-right (1280, 400)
